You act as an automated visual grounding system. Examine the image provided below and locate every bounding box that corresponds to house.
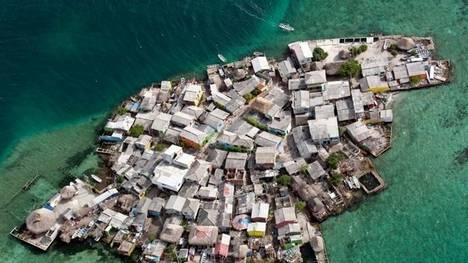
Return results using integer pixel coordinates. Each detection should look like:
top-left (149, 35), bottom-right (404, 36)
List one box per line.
top-left (380, 109), bottom-right (393, 123)
top-left (247, 222), bottom-right (267, 237)
top-left (255, 131), bottom-right (283, 148)
top-left (182, 106), bottom-right (205, 120)
top-left (105, 115), bottom-right (135, 133)
top-left (351, 89), bottom-right (365, 118)
top-left (172, 152), bottom-right (196, 169)
top-left (197, 186), bottom-right (219, 200)
top-left (236, 192), bottom-right (255, 214)
top-left (304, 70), bottom-right (327, 89)
top-left (152, 163), bottom-right (187, 192)
top-left (183, 83), bottom-right (204, 106)
top-left (207, 149), bottom-right (228, 169)
top-left (307, 161), bottom-right (327, 181)
top-left (179, 182), bottom-right (200, 198)
top-left (185, 160), bottom-right (211, 186)
top-left (309, 197), bottom-right (328, 222)
top-left (288, 41), bottom-right (313, 66)
top-left (163, 127), bottom-right (182, 144)
top-left (322, 80), bottom-right (351, 101)
top-left (288, 78), bottom-right (307, 91)
top-left (406, 62), bottom-right (427, 78)
top-left (336, 98), bottom-right (356, 122)
top-left (314, 104), bottom-right (335, 120)
top-left (160, 216), bottom-right (184, 243)
top-left (277, 222), bottom-right (302, 237)
top-left (162, 145), bottom-right (183, 163)
top-left (292, 176), bottom-right (318, 202)
top-left (233, 75), bottom-right (264, 96)
top-left (215, 234), bottom-right (231, 258)
top-left (274, 207), bottom-right (297, 228)
top-left (188, 226), bottom-right (218, 246)
top-left (393, 64), bottom-right (410, 83)
top-left (360, 75), bottom-right (390, 93)
top-left (118, 240), bottom-right (136, 256)
top-left (251, 202), bottom-right (269, 222)
top-left (255, 147), bottom-right (277, 169)
top-left (142, 241), bottom-right (166, 263)
top-left (346, 121), bottom-right (371, 142)
top-left (251, 56), bottom-right (270, 73)
top-left (217, 130), bottom-right (255, 151)
top-left (171, 111), bottom-right (195, 127)
top-left (269, 113), bottom-right (292, 136)
top-left (135, 134), bottom-right (152, 150)
top-left (182, 198), bottom-right (201, 220)
top-left (277, 58), bottom-right (297, 81)
top-left (251, 97), bottom-right (273, 116)
top-left (165, 195), bottom-right (187, 214)
top-left (292, 90), bottom-right (310, 114)
top-left (211, 90), bottom-right (232, 108)
top-left (291, 126), bottom-right (318, 160)
top-left (151, 112), bottom-right (172, 135)
top-left (225, 152), bottom-right (248, 170)
top-left (308, 117), bottom-right (340, 144)
top-left (135, 110), bottom-right (159, 130)
top-left (180, 126), bottom-right (210, 149)
top-left (203, 108), bottom-right (229, 132)
top-left (197, 208), bottom-right (219, 226)
top-left (148, 197), bottom-right (166, 217)
top-left (140, 89), bottom-right (158, 112)
top-left (159, 81), bottom-right (172, 102)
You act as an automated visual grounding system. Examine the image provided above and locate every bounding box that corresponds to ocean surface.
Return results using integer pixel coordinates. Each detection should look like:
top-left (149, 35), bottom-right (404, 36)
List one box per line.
top-left (0, 0), bottom-right (466, 262)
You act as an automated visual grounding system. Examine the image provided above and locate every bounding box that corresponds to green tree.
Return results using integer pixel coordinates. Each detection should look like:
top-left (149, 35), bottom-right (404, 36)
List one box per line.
top-left (116, 175), bottom-right (124, 184)
top-left (129, 124), bottom-right (144, 137)
top-left (388, 44), bottom-right (399, 57)
top-left (410, 75), bottom-right (422, 86)
top-left (155, 143), bottom-right (167, 152)
top-left (299, 164), bottom-right (309, 175)
top-left (358, 44), bottom-right (368, 53)
top-left (329, 173), bottom-right (344, 186)
top-left (339, 59), bottom-right (361, 78)
top-left (116, 106), bottom-right (127, 115)
top-left (326, 152), bottom-right (346, 169)
top-left (312, 47), bottom-right (328, 61)
top-left (165, 245), bottom-right (177, 262)
top-left (243, 93), bottom-right (255, 102)
top-left (277, 175), bottom-right (292, 186)
top-left (295, 201), bottom-right (306, 212)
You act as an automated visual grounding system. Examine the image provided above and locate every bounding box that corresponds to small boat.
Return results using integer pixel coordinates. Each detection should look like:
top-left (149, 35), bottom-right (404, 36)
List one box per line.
top-left (217, 54), bottom-right (227, 63)
top-left (279, 23), bottom-right (294, 32)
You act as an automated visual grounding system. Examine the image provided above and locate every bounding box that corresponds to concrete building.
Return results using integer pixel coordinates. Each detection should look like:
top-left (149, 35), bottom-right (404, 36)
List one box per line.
top-left (308, 117), bottom-right (340, 144)
top-left (251, 56), bottom-right (270, 73)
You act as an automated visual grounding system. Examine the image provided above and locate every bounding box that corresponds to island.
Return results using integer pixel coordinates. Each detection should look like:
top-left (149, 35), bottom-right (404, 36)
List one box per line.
top-left (11, 35), bottom-right (452, 263)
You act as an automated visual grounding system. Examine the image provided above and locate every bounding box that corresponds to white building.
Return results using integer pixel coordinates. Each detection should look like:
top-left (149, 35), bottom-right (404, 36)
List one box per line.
top-left (251, 56), bottom-right (270, 73)
top-left (308, 117), bottom-right (340, 144)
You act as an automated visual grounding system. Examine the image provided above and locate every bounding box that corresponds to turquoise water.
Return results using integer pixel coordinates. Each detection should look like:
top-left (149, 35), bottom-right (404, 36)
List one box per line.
top-left (0, 0), bottom-right (466, 262)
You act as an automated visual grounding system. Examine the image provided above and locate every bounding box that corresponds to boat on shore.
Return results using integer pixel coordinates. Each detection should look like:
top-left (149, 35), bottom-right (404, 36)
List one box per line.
top-left (279, 23), bottom-right (294, 32)
top-left (217, 54), bottom-right (227, 63)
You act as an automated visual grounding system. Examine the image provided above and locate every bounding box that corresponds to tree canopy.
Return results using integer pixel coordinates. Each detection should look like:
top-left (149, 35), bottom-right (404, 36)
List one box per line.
top-left (312, 47), bottom-right (328, 61)
top-left (129, 124), bottom-right (144, 137)
top-left (339, 59), bottom-right (361, 78)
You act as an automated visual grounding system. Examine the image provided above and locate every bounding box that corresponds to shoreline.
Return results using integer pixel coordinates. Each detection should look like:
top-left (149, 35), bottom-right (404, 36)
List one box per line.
top-left (10, 35), bottom-right (450, 262)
